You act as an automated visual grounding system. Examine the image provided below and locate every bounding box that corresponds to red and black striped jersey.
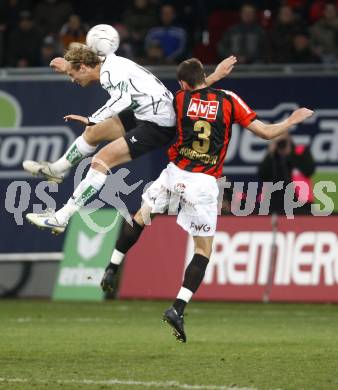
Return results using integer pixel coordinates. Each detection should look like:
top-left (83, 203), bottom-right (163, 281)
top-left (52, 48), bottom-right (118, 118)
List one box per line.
top-left (168, 87), bottom-right (257, 178)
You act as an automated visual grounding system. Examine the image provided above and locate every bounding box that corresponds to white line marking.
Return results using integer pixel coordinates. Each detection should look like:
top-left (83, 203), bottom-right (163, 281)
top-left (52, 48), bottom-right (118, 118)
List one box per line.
top-left (0, 377), bottom-right (282, 390)
top-left (8, 317), bottom-right (113, 323)
top-left (0, 252), bottom-right (63, 262)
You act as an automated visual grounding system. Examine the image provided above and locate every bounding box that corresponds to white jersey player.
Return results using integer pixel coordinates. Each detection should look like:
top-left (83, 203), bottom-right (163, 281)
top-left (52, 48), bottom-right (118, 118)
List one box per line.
top-left (89, 52), bottom-right (175, 127)
top-left (24, 44), bottom-right (237, 233)
top-left (23, 45), bottom-right (235, 183)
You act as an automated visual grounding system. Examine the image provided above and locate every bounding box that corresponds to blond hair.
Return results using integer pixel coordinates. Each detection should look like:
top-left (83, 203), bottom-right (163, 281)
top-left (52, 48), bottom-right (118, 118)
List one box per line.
top-left (64, 44), bottom-right (101, 70)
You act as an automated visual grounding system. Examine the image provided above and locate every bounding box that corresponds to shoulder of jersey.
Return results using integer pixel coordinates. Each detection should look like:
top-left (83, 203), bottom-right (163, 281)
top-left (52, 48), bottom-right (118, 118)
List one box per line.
top-left (100, 53), bottom-right (115, 68)
top-left (219, 89), bottom-right (233, 96)
top-left (175, 89), bottom-right (185, 97)
top-left (101, 53), bottom-right (129, 73)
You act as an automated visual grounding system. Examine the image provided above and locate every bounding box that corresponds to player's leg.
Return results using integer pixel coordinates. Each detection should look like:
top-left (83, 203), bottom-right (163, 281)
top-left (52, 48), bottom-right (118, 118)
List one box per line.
top-left (101, 166), bottom-right (171, 291)
top-left (163, 236), bottom-right (213, 343)
top-left (26, 136), bottom-right (132, 233)
top-left (50, 118), bottom-right (124, 174)
top-left (163, 169), bottom-right (219, 342)
top-left (26, 120), bottom-right (175, 233)
top-left (173, 235), bottom-right (213, 314)
top-left (22, 113), bottom-right (129, 182)
top-left (100, 206), bottom-right (151, 293)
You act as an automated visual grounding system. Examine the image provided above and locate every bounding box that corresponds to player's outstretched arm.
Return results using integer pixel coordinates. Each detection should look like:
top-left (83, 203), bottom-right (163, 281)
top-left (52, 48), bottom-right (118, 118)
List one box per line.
top-left (205, 55), bottom-right (237, 86)
top-left (50, 57), bottom-right (71, 74)
top-left (64, 114), bottom-right (90, 125)
top-left (247, 108), bottom-right (314, 140)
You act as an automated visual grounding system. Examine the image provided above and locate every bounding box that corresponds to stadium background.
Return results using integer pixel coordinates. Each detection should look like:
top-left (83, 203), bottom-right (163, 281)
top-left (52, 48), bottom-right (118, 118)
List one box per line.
top-left (1, 2), bottom-right (338, 390)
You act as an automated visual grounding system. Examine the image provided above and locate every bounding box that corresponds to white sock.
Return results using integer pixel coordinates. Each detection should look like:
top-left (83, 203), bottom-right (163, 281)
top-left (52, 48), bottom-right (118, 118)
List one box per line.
top-left (55, 168), bottom-right (107, 225)
top-left (51, 136), bottom-right (97, 174)
top-left (50, 156), bottom-right (72, 175)
top-left (110, 249), bottom-right (125, 265)
top-left (75, 135), bottom-right (98, 155)
top-left (54, 203), bottom-right (80, 225)
top-left (176, 287), bottom-right (193, 303)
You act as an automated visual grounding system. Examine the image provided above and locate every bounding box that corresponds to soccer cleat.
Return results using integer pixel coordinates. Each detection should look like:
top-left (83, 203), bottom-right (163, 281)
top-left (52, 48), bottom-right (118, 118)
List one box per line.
top-left (163, 307), bottom-right (186, 343)
top-left (23, 160), bottom-right (64, 183)
top-left (100, 263), bottom-right (116, 293)
top-left (26, 209), bottom-right (67, 235)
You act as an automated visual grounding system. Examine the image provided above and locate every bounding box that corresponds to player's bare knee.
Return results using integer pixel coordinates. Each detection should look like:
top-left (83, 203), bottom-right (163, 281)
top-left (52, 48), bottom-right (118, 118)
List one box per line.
top-left (193, 236), bottom-right (213, 259)
top-left (195, 247), bottom-right (211, 259)
top-left (133, 209), bottom-right (146, 227)
top-left (136, 205), bottom-right (156, 226)
top-left (83, 126), bottom-right (97, 146)
top-left (90, 156), bottom-right (109, 173)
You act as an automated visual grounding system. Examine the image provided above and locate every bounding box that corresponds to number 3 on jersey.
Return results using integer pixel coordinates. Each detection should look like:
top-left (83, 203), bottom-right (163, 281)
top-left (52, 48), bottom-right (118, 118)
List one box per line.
top-left (192, 120), bottom-right (211, 154)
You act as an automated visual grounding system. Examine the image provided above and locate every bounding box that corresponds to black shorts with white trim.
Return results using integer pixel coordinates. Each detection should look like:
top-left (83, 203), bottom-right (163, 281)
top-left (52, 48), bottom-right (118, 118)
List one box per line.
top-left (118, 109), bottom-right (175, 159)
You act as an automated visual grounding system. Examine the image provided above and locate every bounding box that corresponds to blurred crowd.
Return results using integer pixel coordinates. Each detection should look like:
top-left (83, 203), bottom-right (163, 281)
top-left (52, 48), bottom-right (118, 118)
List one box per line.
top-left (1, 0), bottom-right (338, 67)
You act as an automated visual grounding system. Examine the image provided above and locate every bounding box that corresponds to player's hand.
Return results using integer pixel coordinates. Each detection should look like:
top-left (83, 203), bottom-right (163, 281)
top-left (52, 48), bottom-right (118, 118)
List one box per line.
top-left (64, 114), bottom-right (89, 125)
top-left (214, 55), bottom-right (237, 79)
top-left (50, 57), bottom-right (69, 73)
top-left (288, 108), bottom-right (314, 126)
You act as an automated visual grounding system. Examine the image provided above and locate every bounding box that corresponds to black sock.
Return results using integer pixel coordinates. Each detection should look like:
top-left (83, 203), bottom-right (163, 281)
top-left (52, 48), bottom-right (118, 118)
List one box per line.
top-left (106, 219), bottom-right (144, 272)
top-left (173, 254), bottom-right (209, 316)
top-left (115, 218), bottom-right (144, 254)
top-left (182, 253), bottom-right (209, 293)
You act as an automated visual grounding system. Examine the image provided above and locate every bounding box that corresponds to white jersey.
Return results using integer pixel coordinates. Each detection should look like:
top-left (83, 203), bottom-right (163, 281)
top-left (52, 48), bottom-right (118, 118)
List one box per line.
top-left (88, 53), bottom-right (175, 127)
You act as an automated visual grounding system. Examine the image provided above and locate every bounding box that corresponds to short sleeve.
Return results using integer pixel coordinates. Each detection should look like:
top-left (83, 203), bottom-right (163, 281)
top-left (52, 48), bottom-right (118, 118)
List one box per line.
top-left (226, 90), bottom-right (257, 127)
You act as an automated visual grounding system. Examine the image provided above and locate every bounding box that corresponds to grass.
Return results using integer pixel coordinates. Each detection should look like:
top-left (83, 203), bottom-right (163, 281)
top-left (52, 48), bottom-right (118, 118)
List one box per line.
top-left (0, 300), bottom-right (337, 390)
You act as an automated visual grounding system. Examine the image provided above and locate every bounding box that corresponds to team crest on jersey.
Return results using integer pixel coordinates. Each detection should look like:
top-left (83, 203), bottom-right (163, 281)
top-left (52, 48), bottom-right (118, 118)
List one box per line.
top-left (187, 98), bottom-right (219, 120)
top-left (174, 182), bottom-right (186, 194)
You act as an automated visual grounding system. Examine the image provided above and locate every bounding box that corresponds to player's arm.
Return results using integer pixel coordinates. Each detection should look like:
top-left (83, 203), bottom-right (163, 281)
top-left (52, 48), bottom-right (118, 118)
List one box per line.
top-left (205, 55), bottom-right (237, 86)
top-left (50, 57), bottom-right (71, 74)
top-left (64, 90), bottom-right (132, 125)
top-left (87, 88), bottom-right (132, 124)
top-left (247, 108), bottom-right (314, 140)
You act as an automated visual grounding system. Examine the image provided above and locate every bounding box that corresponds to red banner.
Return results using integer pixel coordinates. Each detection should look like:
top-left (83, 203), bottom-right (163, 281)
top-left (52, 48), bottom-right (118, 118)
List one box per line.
top-left (119, 216), bottom-right (338, 302)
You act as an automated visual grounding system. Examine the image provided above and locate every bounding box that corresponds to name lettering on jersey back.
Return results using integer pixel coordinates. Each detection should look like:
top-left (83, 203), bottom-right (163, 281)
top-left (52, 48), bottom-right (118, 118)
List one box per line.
top-left (187, 98), bottom-right (219, 120)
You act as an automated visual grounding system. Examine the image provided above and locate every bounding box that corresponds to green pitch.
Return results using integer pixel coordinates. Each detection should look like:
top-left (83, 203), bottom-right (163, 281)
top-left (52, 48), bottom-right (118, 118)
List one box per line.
top-left (0, 300), bottom-right (337, 390)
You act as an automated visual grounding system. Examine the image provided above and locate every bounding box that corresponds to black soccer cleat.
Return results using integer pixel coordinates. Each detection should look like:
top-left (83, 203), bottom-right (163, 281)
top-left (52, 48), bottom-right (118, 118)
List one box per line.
top-left (163, 307), bottom-right (186, 343)
top-left (100, 263), bottom-right (116, 293)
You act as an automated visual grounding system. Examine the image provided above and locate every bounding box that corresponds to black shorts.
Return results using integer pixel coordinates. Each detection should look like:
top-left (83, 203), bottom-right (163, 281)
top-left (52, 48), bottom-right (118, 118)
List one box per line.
top-left (118, 109), bottom-right (176, 159)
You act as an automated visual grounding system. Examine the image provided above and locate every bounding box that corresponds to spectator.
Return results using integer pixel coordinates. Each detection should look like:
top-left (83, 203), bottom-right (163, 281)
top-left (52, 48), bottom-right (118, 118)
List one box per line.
top-left (258, 132), bottom-right (315, 214)
top-left (114, 23), bottom-right (135, 59)
top-left (286, 0), bottom-right (308, 17)
top-left (218, 3), bottom-right (266, 64)
top-left (0, 0), bottom-right (29, 66)
top-left (309, 0), bottom-right (327, 23)
top-left (289, 32), bottom-right (321, 63)
top-left (145, 4), bottom-right (187, 64)
top-left (59, 14), bottom-right (88, 51)
top-left (6, 11), bottom-right (42, 67)
top-left (310, 2), bottom-right (338, 63)
top-left (171, 0), bottom-right (207, 50)
top-left (140, 40), bottom-right (167, 65)
top-left (40, 35), bottom-right (60, 66)
top-left (0, 9), bottom-right (5, 66)
top-left (123, 0), bottom-right (157, 57)
top-left (34, 0), bottom-right (72, 36)
top-left (1, 0), bottom-right (27, 32)
top-left (269, 5), bottom-right (306, 63)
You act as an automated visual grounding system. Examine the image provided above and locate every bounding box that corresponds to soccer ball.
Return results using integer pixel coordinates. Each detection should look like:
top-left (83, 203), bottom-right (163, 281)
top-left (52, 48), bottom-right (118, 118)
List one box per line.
top-left (86, 24), bottom-right (120, 56)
